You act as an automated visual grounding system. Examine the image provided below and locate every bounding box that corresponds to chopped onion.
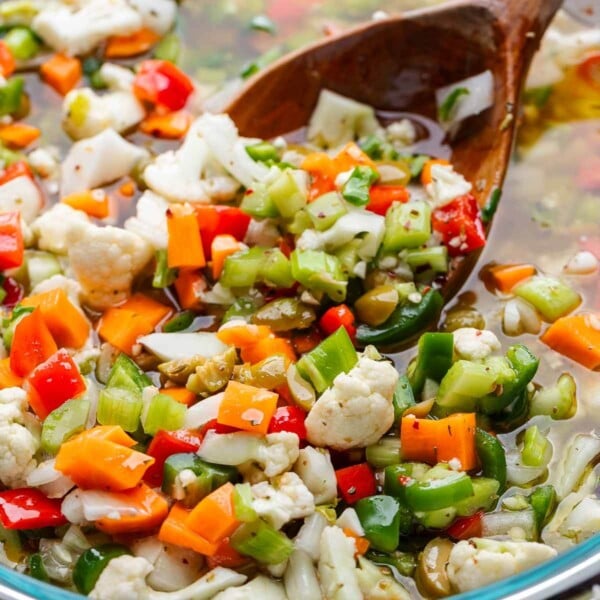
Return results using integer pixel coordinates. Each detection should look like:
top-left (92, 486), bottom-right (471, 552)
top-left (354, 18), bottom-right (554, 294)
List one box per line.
top-left (284, 550), bottom-right (322, 600)
top-left (436, 70), bottom-right (494, 127)
top-left (138, 332), bottom-right (229, 362)
top-left (564, 250), bottom-right (598, 275)
top-left (294, 512), bottom-right (327, 561)
top-left (503, 297), bottom-right (542, 336)
top-left (482, 509), bottom-right (537, 540)
top-left (184, 392), bottom-right (224, 429)
top-left (552, 433), bottom-right (600, 499)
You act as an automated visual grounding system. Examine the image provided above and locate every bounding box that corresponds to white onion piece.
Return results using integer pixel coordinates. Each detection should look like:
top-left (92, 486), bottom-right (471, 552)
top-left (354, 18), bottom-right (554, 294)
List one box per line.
top-left (294, 512), bottom-right (327, 562)
top-left (184, 392), bottom-right (224, 429)
top-left (564, 251), bottom-right (598, 275)
top-left (284, 550), bottom-right (323, 600)
top-left (436, 70), bottom-right (494, 126)
top-left (61, 489), bottom-right (141, 525)
top-left (138, 332), bottom-right (229, 361)
top-left (552, 434), bottom-right (600, 500)
top-left (503, 298), bottom-right (542, 336)
top-left (197, 431), bottom-right (262, 466)
top-left (482, 509), bottom-right (537, 540)
top-left (336, 508), bottom-right (365, 537)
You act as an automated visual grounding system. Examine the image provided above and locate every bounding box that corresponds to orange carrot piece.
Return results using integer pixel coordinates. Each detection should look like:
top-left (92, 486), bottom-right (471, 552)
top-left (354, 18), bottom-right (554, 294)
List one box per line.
top-left (167, 213), bottom-right (206, 269)
top-left (97, 308), bottom-right (153, 354)
top-left (10, 309), bottom-right (58, 377)
top-left (343, 528), bottom-right (370, 556)
top-left (61, 189), bottom-right (110, 219)
top-left (160, 387), bottom-right (196, 407)
top-left (400, 413), bottom-right (477, 470)
top-left (21, 288), bottom-right (90, 349)
top-left (95, 484), bottom-right (169, 534)
top-left (120, 293), bottom-right (173, 327)
top-left (541, 313), bottom-right (600, 370)
top-left (211, 234), bottom-right (243, 280)
top-left (421, 158), bottom-right (451, 185)
top-left (105, 28), bottom-right (161, 58)
top-left (489, 264), bottom-right (536, 293)
top-left (185, 483), bottom-right (240, 543)
top-left (240, 336), bottom-right (296, 365)
top-left (217, 380), bottom-right (278, 435)
top-left (333, 142), bottom-right (377, 173)
top-left (301, 152), bottom-right (338, 180)
top-left (79, 425), bottom-right (137, 447)
top-left (206, 538), bottom-right (251, 569)
top-left (40, 53), bottom-right (82, 95)
top-left (0, 123), bottom-right (40, 149)
top-left (0, 41), bottom-right (15, 78)
top-left (119, 180), bottom-right (136, 197)
top-left (216, 323), bottom-right (272, 347)
top-left (0, 358), bottom-right (22, 389)
top-left (55, 435), bottom-right (154, 491)
top-left (140, 111), bottom-right (192, 139)
top-left (159, 503), bottom-right (219, 556)
top-left (174, 269), bottom-right (206, 310)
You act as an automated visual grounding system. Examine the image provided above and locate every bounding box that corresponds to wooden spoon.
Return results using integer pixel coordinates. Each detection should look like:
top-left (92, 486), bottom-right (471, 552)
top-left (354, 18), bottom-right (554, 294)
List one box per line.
top-left (225, 0), bottom-right (562, 300)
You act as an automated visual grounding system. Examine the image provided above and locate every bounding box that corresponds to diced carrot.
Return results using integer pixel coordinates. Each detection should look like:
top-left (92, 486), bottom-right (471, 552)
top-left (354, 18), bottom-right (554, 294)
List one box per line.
top-left (0, 124), bottom-right (40, 149)
top-left (541, 313), bottom-right (600, 370)
top-left (217, 380), bottom-right (278, 435)
top-left (97, 308), bottom-right (154, 355)
top-left (216, 322), bottom-right (272, 347)
top-left (55, 434), bottom-right (154, 491)
top-left (160, 387), bottom-right (196, 407)
top-left (120, 293), bottom-right (173, 327)
top-left (343, 528), bottom-right (370, 556)
top-left (302, 142), bottom-right (376, 181)
top-left (185, 483), bottom-right (240, 543)
top-left (489, 264), bottom-right (536, 293)
top-left (211, 234), bottom-right (243, 280)
top-left (119, 180), bottom-right (136, 197)
top-left (80, 425), bottom-right (137, 447)
top-left (174, 270), bottom-right (206, 310)
top-left (333, 142), bottom-right (377, 173)
top-left (21, 288), bottom-right (90, 349)
top-left (308, 172), bottom-right (336, 202)
top-left (95, 484), bottom-right (169, 534)
top-left (0, 41), bottom-right (15, 78)
top-left (159, 503), bottom-right (219, 556)
top-left (140, 110), bottom-right (192, 139)
top-left (240, 336), bottom-right (296, 365)
top-left (167, 213), bottom-right (206, 269)
top-left (302, 152), bottom-right (338, 180)
top-left (105, 28), bottom-right (161, 59)
top-left (421, 158), bottom-right (451, 186)
top-left (292, 329), bottom-right (322, 355)
top-left (10, 309), bottom-right (58, 377)
top-left (0, 358), bottom-right (22, 389)
top-left (400, 413), bottom-right (478, 470)
top-left (40, 53), bottom-right (82, 95)
top-left (61, 189), bottom-right (110, 219)
top-left (206, 538), bottom-right (251, 569)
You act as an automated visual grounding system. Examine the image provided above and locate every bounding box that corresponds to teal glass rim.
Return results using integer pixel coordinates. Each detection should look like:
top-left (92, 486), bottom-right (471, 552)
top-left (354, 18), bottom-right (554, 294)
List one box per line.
top-left (0, 533), bottom-right (597, 599)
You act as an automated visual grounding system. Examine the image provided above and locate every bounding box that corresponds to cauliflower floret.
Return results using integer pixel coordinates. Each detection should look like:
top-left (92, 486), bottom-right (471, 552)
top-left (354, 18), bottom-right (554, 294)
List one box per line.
top-left (356, 555), bottom-right (410, 599)
top-left (67, 221), bottom-right (153, 309)
top-left (305, 356), bottom-right (398, 450)
top-left (453, 327), bottom-right (501, 361)
top-left (28, 146), bottom-right (60, 179)
top-left (257, 433), bottom-right (301, 478)
top-left (447, 538), bottom-right (557, 593)
top-left (0, 387), bottom-right (39, 488)
top-left (61, 128), bottom-right (147, 197)
top-left (124, 190), bottom-right (169, 250)
top-left (212, 575), bottom-right (287, 600)
top-left (31, 203), bottom-right (89, 255)
top-left (251, 472), bottom-right (315, 530)
top-left (318, 526), bottom-right (362, 600)
top-left (294, 446), bottom-right (337, 505)
top-left (0, 175), bottom-right (42, 223)
top-left (386, 119), bottom-right (416, 147)
top-left (425, 163), bottom-right (472, 208)
top-left (127, 0), bottom-right (176, 35)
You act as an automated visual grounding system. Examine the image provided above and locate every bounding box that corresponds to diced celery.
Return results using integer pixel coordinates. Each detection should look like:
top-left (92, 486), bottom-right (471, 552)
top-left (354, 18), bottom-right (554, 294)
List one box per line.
top-left (260, 248), bottom-right (294, 288)
top-left (405, 246), bottom-right (448, 273)
top-left (285, 209), bottom-right (312, 235)
top-left (296, 326), bottom-right (357, 393)
top-left (141, 393), bottom-right (186, 436)
top-left (233, 483), bottom-right (258, 522)
top-left (97, 388), bottom-right (142, 433)
top-left (514, 276), bottom-right (580, 322)
top-left (220, 247), bottom-right (265, 288)
top-left (4, 26), bottom-right (39, 60)
top-left (290, 249), bottom-right (347, 302)
top-left (436, 360), bottom-right (497, 410)
top-left (0, 77), bottom-right (24, 117)
top-left (240, 184), bottom-right (279, 218)
top-left (335, 239), bottom-right (362, 275)
top-left (366, 437), bottom-right (402, 468)
top-left (25, 250), bottom-right (62, 288)
top-left (415, 507), bottom-right (457, 529)
top-left (395, 282), bottom-right (419, 301)
top-left (230, 519), bottom-right (294, 564)
top-left (267, 170), bottom-right (307, 218)
top-left (41, 399), bottom-right (91, 454)
top-left (383, 201), bottom-right (431, 250)
top-left (529, 373), bottom-right (576, 420)
top-left (152, 33), bottom-right (181, 63)
top-left (455, 477), bottom-right (500, 516)
top-left (521, 425), bottom-right (549, 467)
top-left (306, 192), bottom-right (347, 231)
top-left (153, 249), bottom-right (177, 289)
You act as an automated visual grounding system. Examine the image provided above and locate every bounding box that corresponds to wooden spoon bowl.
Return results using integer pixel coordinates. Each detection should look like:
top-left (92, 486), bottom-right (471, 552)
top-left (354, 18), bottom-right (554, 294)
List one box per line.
top-left (226, 0), bottom-right (562, 300)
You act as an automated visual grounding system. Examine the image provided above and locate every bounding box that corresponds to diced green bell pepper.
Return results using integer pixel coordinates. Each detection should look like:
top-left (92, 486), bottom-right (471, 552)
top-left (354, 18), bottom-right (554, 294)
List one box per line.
top-left (529, 485), bottom-right (556, 531)
top-left (153, 249), bottom-right (177, 289)
top-left (163, 310), bottom-right (195, 333)
top-left (4, 26), bottom-right (39, 60)
top-left (392, 375), bottom-right (416, 423)
top-left (384, 462), bottom-right (430, 502)
top-left (106, 353), bottom-right (151, 395)
top-left (408, 332), bottom-right (454, 396)
top-left (405, 246), bottom-right (449, 273)
top-left (521, 425), bottom-right (549, 467)
top-left (454, 477), bottom-right (500, 516)
top-left (230, 519), bottom-right (293, 564)
top-left (41, 399), bottom-right (90, 454)
top-left (141, 393), bottom-right (186, 436)
top-left (342, 165), bottom-right (378, 206)
top-left (0, 77), bottom-right (24, 117)
top-left (290, 249), bottom-right (347, 302)
top-left (306, 192), bottom-right (347, 230)
top-left (475, 428), bottom-right (507, 492)
top-left (404, 468), bottom-right (474, 512)
top-left (267, 170), bottom-right (307, 218)
top-left (246, 142), bottom-right (279, 163)
top-left (355, 495), bottom-right (402, 552)
top-left (73, 544), bottom-right (130, 595)
top-left (436, 360), bottom-right (497, 411)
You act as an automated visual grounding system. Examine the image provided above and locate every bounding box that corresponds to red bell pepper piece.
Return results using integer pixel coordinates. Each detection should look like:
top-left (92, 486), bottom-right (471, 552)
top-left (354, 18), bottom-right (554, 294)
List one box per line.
top-left (0, 212), bottom-right (23, 270)
top-left (367, 185), bottom-right (410, 215)
top-left (144, 429), bottom-right (203, 487)
top-left (432, 194), bottom-right (487, 257)
top-left (26, 349), bottom-right (86, 419)
top-left (133, 60), bottom-right (194, 111)
top-left (206, 537), bottom-right (251, 570)
top-left (308, 172), bottom-right (337, 202)
top-left (319, 305), bottom-right (356, 340)
top-left (0, 488), bottom-right (67, 530)
top-left (268, 405), bottom-right (307, 439)
top-left (577, 52), bottom-right (600, 90)
top-left (200, 419), bottom-right (240, 436)
top-left (335, 463), bottom-right (376, 505)
top-left (1, 276), bottom-right (23, 308)
top-left (446, 511), bottom-right (484, 540)
top-left (195, 206), bottom-right (251, 259)
top-left (0, 161), bottom-right (33, 186)
top-left (10, 309), bottom-right (57, 378)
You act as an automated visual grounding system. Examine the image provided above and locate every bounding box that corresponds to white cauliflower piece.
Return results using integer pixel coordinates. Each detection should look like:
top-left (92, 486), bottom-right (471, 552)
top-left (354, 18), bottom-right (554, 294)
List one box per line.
top-left (124, 191), bottom-right (169, 250)
top-left (386, 120), bottom-right (416, 147)
top-left (31, 203), bottom-right (89, 255)
top-left (0, 175), bottom-right (43, 223)
top-left (425, 163), bottom-right (472, 208)
top-left (61, 128), bottom-right (147, 197)
top-left (0, 387), bottom-right (39, 488)
top-left (294, 446), bottom-right (337, 505)
top-left (318, 526), bottom-right (362, 600)
top-left (251, 472), bottom-right (315, 530)
top-left (453, 327), bottom-right (501, 361)
top-left (356, 555), bottom-right (410, 600)
top-left (305, 356), bottom-right (398, 450)
top-left (32, 0), bottom-right (141, 56)
top-left (67, 221), bottom-right (153, 309)
top-left (447, 538), bottom-right (557, 593)
top-left (99, 63), bottom-right (135, 91)
top-left (336, 508), bottom-right (365, 537)
top-left (212, 575), bottom-right (287, 600)
top-left (127, 0), bottom-right (176, 35)
top-left (28, 147), bottom-right (60, 179)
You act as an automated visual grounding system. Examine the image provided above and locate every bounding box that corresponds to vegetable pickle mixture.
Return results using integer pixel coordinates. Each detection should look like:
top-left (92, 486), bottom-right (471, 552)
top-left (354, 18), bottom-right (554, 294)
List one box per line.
top-left (0, 1), bottom-right (595, 599)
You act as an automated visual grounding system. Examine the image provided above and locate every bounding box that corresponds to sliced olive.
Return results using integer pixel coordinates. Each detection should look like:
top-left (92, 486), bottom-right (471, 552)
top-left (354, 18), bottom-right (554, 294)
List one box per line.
top-left (252, 298), bottom-right (316, 332)
top-left (355, 285), bottom-right (399, 327)
top-left (415, 537), bottom-right (454, 598)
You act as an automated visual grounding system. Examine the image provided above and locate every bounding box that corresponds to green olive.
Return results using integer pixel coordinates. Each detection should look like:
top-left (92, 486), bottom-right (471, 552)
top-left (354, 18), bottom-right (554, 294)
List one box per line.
top-left (415, 537), bottom-right (454, 598)
top-left (252, 298), bottom-right (316, 332)
top-left (234, 355), bottom-right (288, 390)
top-left (442, 307), bottom-right (485, 332)
top-left (355, 285), bottom-right (399, 327)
